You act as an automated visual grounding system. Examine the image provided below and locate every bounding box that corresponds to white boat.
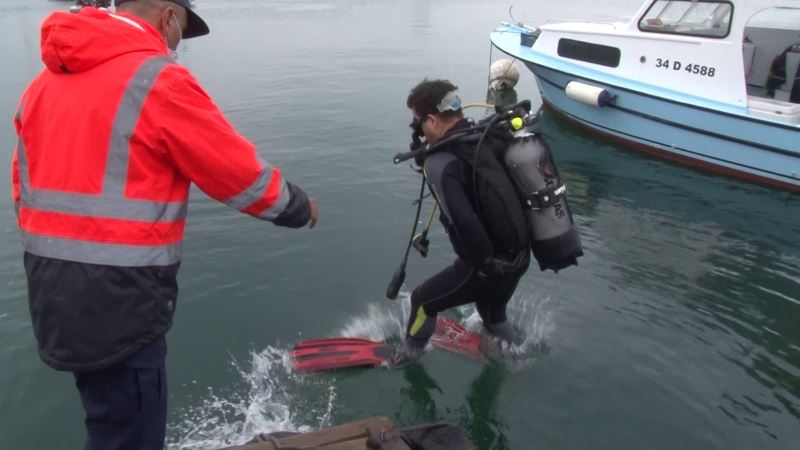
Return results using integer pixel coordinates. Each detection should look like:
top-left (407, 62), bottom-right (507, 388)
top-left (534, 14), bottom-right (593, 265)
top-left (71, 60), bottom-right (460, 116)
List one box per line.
top-left (490, 0), bottom-right (800, 192)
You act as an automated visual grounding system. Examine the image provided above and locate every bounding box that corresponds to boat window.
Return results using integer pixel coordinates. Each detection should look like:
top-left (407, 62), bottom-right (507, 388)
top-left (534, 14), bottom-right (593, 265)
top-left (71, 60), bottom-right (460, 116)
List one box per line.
top-left (639, 0), bottom-right (733, 38)
top-left (557, 39), bottom-right (621, 68)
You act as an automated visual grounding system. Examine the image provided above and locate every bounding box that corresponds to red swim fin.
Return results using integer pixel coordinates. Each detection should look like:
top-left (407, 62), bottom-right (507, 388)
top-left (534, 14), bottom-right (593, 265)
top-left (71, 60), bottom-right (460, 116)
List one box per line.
top-left (292, 317), bottom-right (482, 373)
top-left (430, 316), bottom-right (485, 362)
top-left (291, 337), bottom-right (396, 373)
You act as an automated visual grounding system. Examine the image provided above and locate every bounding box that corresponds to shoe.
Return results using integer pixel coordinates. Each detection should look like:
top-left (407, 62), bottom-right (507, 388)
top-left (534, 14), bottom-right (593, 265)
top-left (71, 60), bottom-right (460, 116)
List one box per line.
top-left (481, 337), bottom-right (523, 362)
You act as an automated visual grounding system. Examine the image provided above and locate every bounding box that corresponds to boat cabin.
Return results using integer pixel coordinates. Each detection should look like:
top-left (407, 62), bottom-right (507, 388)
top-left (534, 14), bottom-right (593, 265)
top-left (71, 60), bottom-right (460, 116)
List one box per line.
top-left (633, 0), bottom-right (800, 122)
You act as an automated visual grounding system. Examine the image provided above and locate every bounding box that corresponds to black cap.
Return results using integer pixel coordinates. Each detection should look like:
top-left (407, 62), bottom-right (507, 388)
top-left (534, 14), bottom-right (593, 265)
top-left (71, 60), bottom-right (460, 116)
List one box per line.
top-left (115, 0), bottom-right (210, 39)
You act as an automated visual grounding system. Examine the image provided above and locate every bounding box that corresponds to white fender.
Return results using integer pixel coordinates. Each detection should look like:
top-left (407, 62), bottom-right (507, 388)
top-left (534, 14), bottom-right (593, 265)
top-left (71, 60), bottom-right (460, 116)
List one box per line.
top-left (565, 81), bottom-right (614, 107)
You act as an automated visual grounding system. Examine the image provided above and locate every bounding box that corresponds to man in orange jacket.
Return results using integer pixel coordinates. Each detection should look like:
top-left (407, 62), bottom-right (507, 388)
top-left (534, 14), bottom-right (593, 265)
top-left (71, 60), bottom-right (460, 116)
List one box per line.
top-left (11, 0), bottom-right (318, 448)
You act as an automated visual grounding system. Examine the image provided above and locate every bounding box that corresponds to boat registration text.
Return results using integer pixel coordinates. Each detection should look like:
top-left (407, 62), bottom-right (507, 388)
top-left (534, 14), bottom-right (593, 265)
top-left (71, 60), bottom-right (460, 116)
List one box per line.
top-left (655, 58), bottom-right (716, 77)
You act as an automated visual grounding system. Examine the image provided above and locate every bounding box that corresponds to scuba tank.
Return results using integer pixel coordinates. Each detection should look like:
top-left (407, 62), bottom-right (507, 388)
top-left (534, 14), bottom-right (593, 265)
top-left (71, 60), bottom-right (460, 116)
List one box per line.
top-left (503, 128), bottom-right (583, 271)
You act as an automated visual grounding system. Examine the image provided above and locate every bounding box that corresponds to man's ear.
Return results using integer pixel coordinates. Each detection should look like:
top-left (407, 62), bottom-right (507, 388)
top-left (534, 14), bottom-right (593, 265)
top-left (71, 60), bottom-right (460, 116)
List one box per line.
top-left (158, 6), bottom-right (175, 31)
top-left (428, 113), bottom-right (442, 129)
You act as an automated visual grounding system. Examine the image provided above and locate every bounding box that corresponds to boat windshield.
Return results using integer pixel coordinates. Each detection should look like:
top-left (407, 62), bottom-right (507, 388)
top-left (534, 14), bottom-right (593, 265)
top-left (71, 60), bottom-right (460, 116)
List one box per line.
top-left (639, 0), bottom-right (733, 38)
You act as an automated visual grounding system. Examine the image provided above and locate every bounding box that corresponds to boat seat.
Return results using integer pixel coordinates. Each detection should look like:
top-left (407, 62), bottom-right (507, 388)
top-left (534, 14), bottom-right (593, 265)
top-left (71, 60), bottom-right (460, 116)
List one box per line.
top-left (747, 95), bottom-right (800, 124)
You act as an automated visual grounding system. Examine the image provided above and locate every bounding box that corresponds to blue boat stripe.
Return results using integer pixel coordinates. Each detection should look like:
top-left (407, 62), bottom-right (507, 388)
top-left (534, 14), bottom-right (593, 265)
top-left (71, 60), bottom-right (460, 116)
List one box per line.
top-left (553, 103), bottom-right (798, 182)
top-left (532, 65), bottom-right (800, 159)
top-left (21, 231), bottom-right (182, 267)
top-left (24, 191), bottom-right (187, 222)
top-left (612, 103), bottom-right (800, 159)
top-left (256, 177), bottom-right (289, 220)
top-left (104, 56), bottom-right (171, 196)
top-left (224, 162), bottom-right (276, 210)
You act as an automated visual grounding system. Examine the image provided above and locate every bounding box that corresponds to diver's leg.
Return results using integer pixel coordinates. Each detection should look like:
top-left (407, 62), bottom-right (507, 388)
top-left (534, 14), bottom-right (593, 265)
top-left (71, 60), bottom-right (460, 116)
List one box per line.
top-left (398, 259), bottom-right (480, 362)
top-left (475, 253), bottom-right (530, 346)
top-left (474, 281), bottom-right (515, 346)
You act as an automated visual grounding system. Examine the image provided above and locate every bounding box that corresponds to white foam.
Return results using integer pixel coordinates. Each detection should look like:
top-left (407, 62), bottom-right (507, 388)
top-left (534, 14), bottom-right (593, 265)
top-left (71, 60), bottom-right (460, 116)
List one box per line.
top-left (166, 346), bottom-right (336, 449)
top-left (458, 289), bottom-right (556, 370)
top-left (165, 287), bottom-right (556, 448)
top-left (337, 291), bottom-right (411, 342)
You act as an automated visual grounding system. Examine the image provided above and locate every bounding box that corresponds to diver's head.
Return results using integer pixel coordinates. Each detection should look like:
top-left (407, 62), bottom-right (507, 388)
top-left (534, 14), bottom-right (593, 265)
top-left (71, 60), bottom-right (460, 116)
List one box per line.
top-left (407, 79), bottom-right (463, 144)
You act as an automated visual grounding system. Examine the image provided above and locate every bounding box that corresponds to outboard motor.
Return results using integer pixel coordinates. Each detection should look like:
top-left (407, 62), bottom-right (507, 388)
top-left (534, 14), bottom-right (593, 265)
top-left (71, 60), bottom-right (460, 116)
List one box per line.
top-left (503, 129), bottom-right (582, 271)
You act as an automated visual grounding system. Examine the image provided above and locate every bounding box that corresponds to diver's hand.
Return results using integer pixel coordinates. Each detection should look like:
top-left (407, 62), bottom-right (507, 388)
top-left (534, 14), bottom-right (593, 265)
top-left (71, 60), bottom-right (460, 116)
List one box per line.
top-left (477, 258), bottom-right (502, 281)
top-left (308, 198), bottom-right (319, 229)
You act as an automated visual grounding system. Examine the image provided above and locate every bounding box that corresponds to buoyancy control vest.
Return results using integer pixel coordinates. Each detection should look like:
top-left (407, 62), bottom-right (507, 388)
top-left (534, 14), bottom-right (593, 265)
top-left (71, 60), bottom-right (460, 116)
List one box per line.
top-left (444, 128), bottom-right (531, 257)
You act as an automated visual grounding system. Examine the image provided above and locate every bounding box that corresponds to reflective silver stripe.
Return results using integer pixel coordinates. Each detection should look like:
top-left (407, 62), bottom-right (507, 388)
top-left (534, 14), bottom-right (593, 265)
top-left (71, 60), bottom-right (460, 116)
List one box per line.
top-left (224, 160), bottom-right (291, 220)
top-left (16, 128), bottom-right (31, 205)
top-left (21, 231), bottom-right (182, 267)
top-left (18, 56), bottom-right (185, 265)
top-left (14, 99), bottom-right (25, 124)
top-left (256, 177), bottom-right (289, 220)
top-left (24, 191), bottom-right (187, 222)
top-left (15, 101), bottom-right (24, 120)
top-left (14, 102), bottom-right (26, 219)
top-left (15, 101), bottom-right (30, 202)
top-left (224, 162), bottom-right (276, 210)
top-left (104, 56), bottom-right (170, 196)
top-left (18, 56), bottom-right (183, 224)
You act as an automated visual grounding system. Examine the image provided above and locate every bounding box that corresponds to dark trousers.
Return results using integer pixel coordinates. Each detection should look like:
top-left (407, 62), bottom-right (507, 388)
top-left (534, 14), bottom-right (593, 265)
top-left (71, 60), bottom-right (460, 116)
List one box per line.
top-left (73, 337), bottom-right (168, 450)
top-left (406, 255), bottom-right (529, 342)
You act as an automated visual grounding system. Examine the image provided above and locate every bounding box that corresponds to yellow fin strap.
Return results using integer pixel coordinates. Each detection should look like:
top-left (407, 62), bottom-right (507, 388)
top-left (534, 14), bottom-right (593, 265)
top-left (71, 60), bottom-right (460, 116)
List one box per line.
top-left (408, 306), bottom-right (428, 337)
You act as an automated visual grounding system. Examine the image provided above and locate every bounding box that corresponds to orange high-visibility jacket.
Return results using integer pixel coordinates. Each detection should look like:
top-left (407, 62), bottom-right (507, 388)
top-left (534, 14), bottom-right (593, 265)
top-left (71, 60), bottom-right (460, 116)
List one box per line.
top-left (13, 7), bottom-right (309, 268)
top-left (12, 7), bottom-right (311, 371)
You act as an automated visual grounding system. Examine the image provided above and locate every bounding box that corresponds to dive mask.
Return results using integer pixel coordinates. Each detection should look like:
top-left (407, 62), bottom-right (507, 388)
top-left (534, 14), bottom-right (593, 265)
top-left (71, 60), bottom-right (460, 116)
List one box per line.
top-left (409, 117), bottom-right (425, 151)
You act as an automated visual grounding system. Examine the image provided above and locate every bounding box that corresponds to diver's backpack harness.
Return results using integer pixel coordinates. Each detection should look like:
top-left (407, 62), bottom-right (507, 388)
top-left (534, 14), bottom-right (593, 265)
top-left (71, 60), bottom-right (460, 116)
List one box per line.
top-left (388, 101), bottom-right (582, 294)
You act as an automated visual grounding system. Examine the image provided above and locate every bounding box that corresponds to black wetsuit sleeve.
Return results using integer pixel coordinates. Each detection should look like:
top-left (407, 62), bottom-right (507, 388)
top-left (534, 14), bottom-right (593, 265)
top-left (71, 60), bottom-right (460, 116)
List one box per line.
top-left (429, 157), bottom-right (494, 267)
top-left (272, 181), bottom-right (311, 228)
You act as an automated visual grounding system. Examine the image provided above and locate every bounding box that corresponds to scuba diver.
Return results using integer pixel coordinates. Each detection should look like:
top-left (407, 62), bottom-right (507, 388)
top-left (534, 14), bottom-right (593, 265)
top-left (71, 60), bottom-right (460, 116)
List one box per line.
top-left (290, 79), bottom-right (581, 372)
top-left (391, 79), bottom-right (533, 364)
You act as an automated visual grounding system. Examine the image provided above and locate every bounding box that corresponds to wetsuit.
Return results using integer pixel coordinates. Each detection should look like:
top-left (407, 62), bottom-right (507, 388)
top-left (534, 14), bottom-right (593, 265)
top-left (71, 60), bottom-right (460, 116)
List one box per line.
top-left (404, 120), bottom-right (530, 350)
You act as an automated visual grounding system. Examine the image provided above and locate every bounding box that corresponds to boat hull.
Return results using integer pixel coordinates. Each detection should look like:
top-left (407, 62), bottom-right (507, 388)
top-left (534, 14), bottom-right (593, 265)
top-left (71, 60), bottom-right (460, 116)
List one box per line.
top-left (527, 62), bottom-right (800, 192)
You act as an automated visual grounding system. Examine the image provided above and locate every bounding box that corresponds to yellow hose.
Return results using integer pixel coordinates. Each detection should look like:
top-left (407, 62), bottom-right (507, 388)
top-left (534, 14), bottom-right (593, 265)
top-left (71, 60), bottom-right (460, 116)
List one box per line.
top-left (462, 102), bottom-right (495, 110)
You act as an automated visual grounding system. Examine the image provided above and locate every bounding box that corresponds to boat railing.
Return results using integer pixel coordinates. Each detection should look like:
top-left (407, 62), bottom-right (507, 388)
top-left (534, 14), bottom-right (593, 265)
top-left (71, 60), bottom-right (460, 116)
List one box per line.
top-left (542, 18), bottom-right (619, 26)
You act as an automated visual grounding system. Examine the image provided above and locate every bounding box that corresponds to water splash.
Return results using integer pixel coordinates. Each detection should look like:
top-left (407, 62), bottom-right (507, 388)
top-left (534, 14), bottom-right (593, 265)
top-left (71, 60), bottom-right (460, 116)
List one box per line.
top-left (167, 346), bottom-right (336, 450)
top-left (510, 289), bottom-right (555, 351)
top-left (337, 288), bottom-right (555, 369)
top-left (460, 289), bottom-right (555, 369)
top-left (166, 294), bottom-right (414, 449)
top-left (337, 291), bottom-right (411, 342)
